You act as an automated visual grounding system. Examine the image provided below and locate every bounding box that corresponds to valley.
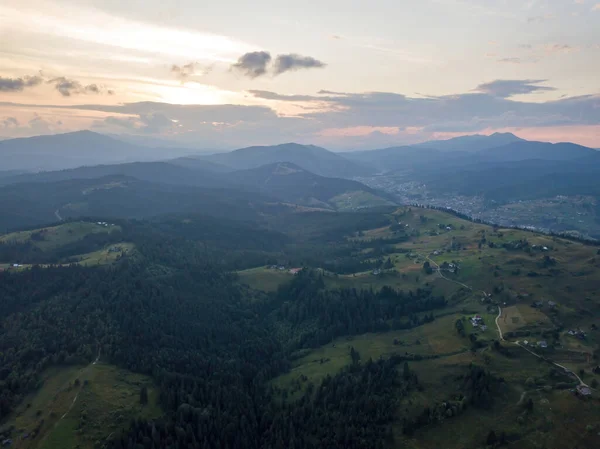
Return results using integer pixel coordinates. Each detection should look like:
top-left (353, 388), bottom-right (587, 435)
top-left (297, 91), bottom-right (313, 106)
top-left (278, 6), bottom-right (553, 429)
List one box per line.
top-left (1, 131), bottom-right (600, 449)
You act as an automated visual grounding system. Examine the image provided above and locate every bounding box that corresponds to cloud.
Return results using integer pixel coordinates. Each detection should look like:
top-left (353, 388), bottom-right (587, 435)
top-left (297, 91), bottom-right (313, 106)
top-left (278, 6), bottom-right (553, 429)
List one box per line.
top-left (231, 51), bottom-right (272, 78)
top-left (0, 117), bottom-right (20, 128)
top-left (4, 81), bottom-right (600, 148)
top-left (544, 44), bottom-right (578, 54)
top-left (474, 79), bottom-right (556, 98)
top-left (48, 77), bottom-right (111, 96)
top-left (247, 90), bottom-right (326, 102)
top-left (497, 57), bottom-right (522, 64)
top-left (230, 51), bottom-right (326, 77)
top-left (273, 54), bottom-right (326, 75)
top-left (593, 3), bottom-right (600, 10)
top-left (102, 116), bottom-right (140, 130)
top-left (0, 75), bottom-right (43, 92)
top-left (171, 62), bottom-right (212, 81)
top-left (138, 112), bottom-right (175, 133)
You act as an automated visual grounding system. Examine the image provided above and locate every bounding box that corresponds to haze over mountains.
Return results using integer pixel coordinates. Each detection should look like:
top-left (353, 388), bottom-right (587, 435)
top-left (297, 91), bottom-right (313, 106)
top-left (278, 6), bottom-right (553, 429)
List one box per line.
top-left (1, 129), bottom-right (599, 236)
top-left (0, 131), bottom-right (200, 172)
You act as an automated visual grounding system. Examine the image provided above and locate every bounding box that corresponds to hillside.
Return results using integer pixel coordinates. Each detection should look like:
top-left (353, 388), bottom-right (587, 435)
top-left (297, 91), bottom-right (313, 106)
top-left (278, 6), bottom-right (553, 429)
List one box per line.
top-left (0, 161), bottom-right (225, 188)
top-left (226, 162), bottom-right (394, 210)
top-left (0, 175), bottom-right (278, 232)
top-left (0, 221), bottom-right (132, 268)
top-left (204, 142), bottom-right (372, 178)
top-left (0, 131), bottom-right (197, 172)
top-left (342, 146), bottom-right (466, 172)
top-left (166, 156), bottom-right (233, 173)
top-left (1, 207), bottom-right (599, 449)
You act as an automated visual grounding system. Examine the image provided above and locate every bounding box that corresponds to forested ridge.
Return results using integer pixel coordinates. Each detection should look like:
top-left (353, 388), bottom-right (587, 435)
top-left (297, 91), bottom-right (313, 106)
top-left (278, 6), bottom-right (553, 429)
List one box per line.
top-left (0, 215), bottom-right (451, 449)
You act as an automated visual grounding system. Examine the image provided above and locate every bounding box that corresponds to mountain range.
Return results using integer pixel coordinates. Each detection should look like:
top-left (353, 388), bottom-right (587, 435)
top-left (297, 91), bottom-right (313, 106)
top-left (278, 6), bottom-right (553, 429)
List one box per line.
top-left (1, 130), bottom-right (600, 233)
top-left (0, 131), bottom-right (200, 171)
top-left (201, 142), bottom-right (371, 178)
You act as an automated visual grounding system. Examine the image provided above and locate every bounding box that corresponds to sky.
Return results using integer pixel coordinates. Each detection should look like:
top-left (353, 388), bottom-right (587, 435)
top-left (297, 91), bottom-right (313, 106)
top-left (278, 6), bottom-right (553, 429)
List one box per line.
top-left (1, 0), bottom-right (599, 150)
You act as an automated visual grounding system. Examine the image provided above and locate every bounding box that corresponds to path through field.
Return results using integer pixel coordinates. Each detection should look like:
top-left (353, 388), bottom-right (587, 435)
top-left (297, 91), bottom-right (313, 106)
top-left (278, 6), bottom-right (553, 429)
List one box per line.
top-left (422, 251), bottom-right (592, 391)
top-left (494, 306), bottom-right (589, 388)
top-left (59, 348), bottom-right (101, 421)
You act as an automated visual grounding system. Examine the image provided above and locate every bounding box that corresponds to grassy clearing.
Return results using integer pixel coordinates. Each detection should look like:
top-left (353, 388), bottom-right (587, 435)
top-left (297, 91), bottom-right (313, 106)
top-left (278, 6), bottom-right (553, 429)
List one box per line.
top-left (499, 305), bottom-right (551, 334)
top-left (74, 242), bottom-right (135, 267)
top-left (273, 314), bottom-right (469, 395)
top-left (330, 190), bottom-right (393, 211)
top-left (238, 266), bottom-right (295, 292)
top-left (0, 221), bottom-right (120, 252)
top-left (3, 363), bottom-right (161, 449)
top-left (0, 243), bottom-right (134, 271)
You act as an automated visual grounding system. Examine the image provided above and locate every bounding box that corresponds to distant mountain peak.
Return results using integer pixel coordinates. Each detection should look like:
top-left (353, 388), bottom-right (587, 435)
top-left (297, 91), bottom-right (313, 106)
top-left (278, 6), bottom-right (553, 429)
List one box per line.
top-left (413, 132), bottom-right (524, 152)
top-left (204, 142), bottom-right (372, 178)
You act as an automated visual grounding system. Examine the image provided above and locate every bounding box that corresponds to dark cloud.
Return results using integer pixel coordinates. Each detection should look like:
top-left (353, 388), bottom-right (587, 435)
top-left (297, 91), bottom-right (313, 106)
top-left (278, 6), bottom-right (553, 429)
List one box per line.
top-left (247, 90), bottom-right (323, 102)
top-left (0, 75), bottom-right (43, 92)
top-left (49, 77), bottom-right (82, 96)
top-left (171, 62), bottom-right (212, 81)
top-left (231, 51), bottom-right (272, 78)
top-left (474, 79), bottom-right (556, 98)
top-left (273, 54), bottom-right (326, 75)
top-left (48, 77), bottom-right (112, 96)
top-left (85, 84), bottom-right (100, 93)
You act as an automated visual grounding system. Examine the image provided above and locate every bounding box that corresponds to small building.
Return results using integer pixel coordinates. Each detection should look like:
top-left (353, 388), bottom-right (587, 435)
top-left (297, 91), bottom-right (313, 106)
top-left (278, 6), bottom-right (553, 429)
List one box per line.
top-left (372, 269), bottom-right (382, 276)
top-left (2, 439), bottom-right (12, 447)
top-left (289, 268), bottom-right (302, 275)
top-left (480, 325), bottom-right (488, 331)
top-left (576, 385), bottom-right (592, 396)
top-left (537, 341), bottom-right (548, 348)
top-left (471, 315), bottom-right (484, 327)
top-left (547, 300), bottom-right (556, 307)
top-left (542, 246), bottom-right (549, 251)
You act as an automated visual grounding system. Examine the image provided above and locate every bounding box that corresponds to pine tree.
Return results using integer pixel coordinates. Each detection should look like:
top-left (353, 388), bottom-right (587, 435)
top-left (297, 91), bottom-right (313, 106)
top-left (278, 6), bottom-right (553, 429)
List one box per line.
top-left (140, 386), bottom-right (148, 405)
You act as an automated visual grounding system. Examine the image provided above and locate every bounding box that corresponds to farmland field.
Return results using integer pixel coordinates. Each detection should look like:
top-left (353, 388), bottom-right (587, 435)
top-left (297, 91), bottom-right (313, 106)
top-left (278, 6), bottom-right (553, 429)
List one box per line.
top-left (246, 207), bottom-right (600, 448)
top-left (4, 362), bottom-right (161, 449)
top-left (0, 221), bottom-right (120, 251)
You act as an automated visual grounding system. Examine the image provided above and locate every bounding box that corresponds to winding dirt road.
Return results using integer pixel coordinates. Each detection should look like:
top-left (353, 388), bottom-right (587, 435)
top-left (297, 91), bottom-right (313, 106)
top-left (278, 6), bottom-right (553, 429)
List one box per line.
top-left (494, 307), bottom-right (588, 388)
top-left (420, 251), bottom-right (591, 391)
